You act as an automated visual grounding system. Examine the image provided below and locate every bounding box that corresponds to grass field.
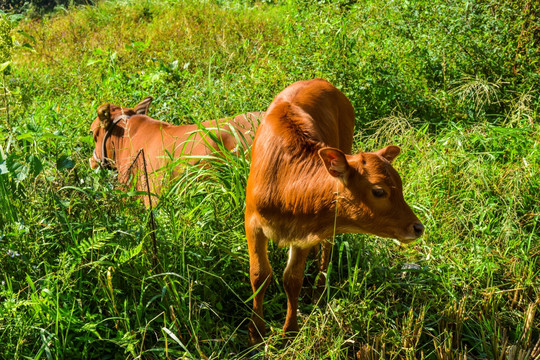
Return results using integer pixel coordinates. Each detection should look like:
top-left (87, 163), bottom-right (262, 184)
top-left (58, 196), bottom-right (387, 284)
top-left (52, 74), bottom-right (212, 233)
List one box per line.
top-left (1, 0), bottom-right (539, 358)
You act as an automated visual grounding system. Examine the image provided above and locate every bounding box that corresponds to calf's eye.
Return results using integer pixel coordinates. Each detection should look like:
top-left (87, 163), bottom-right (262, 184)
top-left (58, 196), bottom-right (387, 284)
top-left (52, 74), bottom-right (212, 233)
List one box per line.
top-left (372, 188), bottom-right (386, 198)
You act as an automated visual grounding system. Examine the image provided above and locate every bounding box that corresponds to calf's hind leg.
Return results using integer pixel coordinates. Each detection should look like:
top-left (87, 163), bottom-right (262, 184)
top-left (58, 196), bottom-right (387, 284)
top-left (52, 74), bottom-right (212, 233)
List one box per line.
top-left (246, 225), bottom-right (272, 345)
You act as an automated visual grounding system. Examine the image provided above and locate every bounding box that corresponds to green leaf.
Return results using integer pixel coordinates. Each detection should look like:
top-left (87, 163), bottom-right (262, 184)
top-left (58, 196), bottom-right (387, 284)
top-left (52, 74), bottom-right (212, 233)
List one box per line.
top-left (0, 160), bottom-right (7, 175)
top-left (86, 58), bottom-right (103, 67)
top-left (56, 155), bottom-right (75, 171)
top-left (16, 30), bottom-right (35, 43)
top-left (0, 61), bottom-right (10, 72)
top-left (16, 133), bottom-right (33, 141)
top-left (40, 133), bottom-right (64, 140)
top-left (21, 43), bottom-right (35, 52)
top-left (6, 156), bottom-right (28, 182)
top-left (28, 155), bottom-right (43, 177)
top-left (118, 241), bottom-right (143, 264)
top-left (162, 327), bottom-right (190, 353)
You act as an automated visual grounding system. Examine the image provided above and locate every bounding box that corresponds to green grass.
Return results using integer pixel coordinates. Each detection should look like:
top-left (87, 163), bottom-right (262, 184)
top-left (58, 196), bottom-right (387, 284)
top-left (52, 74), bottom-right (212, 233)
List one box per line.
top-left (1, 0), bottom-right (539, 358)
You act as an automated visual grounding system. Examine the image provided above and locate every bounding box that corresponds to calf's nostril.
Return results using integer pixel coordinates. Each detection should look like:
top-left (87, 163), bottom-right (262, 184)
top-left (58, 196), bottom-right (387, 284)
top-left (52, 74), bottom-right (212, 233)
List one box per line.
top-left (413, 223), bottom-right (424, 236)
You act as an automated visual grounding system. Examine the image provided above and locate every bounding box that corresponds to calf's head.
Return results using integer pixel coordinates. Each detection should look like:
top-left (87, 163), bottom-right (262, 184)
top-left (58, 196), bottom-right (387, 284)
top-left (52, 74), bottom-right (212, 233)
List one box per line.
top-left (89, 96), bottom-right (153, 169)
top-left (319, 145), bottom-right (424, 243)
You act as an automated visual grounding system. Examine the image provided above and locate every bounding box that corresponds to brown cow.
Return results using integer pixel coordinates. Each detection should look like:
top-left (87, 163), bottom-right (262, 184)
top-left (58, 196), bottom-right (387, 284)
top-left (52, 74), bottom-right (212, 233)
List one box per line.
top-left (89, 96), bottom-right (262, 197)
top-left (245, 79), bottom-right (424, 345)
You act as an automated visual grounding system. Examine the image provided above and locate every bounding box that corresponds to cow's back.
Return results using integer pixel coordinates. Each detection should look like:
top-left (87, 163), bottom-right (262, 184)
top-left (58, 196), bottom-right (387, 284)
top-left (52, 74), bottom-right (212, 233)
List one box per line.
top-left (263, 79), bottom-right (354, 152)
top-left (246, 79), bottom-right (354, 204)
top-left (126, 112), bottom-right (261, 173)
top-left (202, 112), bottom-right (262, 152)
top-left (246, 79), bottom-right (355, 217)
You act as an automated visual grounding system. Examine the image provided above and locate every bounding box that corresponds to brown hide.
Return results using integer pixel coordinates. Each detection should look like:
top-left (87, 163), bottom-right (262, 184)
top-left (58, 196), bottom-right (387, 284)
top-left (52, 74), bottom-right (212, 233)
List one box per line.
top-left (245, 79), bottom-right (424, 345)
top-left (89, 97), bottom-right (262, 197)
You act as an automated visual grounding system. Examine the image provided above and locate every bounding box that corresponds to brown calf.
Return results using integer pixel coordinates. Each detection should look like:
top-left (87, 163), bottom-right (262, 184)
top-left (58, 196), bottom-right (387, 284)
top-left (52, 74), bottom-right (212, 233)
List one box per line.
top-left (89, 96), bottom-right (262, 196)
top-left (245, 79), bottom-right (424, 344)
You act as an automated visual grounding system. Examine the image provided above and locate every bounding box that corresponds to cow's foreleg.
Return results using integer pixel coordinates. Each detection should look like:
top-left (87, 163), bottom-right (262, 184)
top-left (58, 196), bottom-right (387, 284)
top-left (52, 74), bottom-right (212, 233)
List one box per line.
top-left (247, 223), bottom-right (272, 345)
top-left (282, 245), bottom-right (311, 335)
top-left (314, 239), bottom-right (332, 303)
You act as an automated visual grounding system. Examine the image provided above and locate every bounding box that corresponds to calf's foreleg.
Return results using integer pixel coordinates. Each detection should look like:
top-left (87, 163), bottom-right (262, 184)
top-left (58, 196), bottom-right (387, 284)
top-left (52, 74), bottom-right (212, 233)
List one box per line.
top-left (282, 245), bottom-right (311, 334)
top-left (247, 225), bottom-right (272, 345)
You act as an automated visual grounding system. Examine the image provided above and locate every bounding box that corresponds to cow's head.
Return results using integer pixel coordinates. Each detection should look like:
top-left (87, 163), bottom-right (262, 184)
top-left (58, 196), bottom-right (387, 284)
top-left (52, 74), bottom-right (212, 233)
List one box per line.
top-left (89, 96), bottom-right (153, 169)
top-left (319, 145), bottom-right (424, 243)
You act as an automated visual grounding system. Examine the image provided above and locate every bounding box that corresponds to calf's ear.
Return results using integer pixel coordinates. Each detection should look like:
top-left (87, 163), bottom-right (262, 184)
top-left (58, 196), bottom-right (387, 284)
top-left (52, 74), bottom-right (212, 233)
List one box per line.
top-left (134, 96), bottom-right (153, 115)
top-left (97, 103), bottom-right (112, 129)
top-left (319, 147), bottom-right (350, 179)
top-left (376, 145), bottom-right (400, 163)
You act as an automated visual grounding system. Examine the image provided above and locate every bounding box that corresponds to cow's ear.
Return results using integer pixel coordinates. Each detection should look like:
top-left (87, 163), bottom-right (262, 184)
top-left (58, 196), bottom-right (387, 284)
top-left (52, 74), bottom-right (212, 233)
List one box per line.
top-left (134, 96), bottom-right (153, 115)
top-left (376, 145), bottom-right (400, 163)
top-left (319, 147), bottom-right (350, 179)
top-left (97, 103), bottom-right (112, 129)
